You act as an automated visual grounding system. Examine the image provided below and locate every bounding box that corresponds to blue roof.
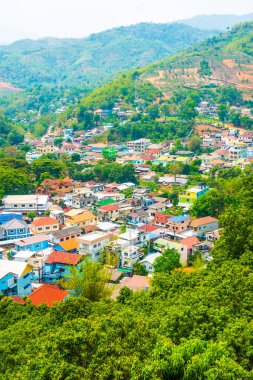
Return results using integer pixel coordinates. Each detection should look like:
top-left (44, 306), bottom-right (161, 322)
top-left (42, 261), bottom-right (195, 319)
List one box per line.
top-left (170, 215), bottom-right (189, 223)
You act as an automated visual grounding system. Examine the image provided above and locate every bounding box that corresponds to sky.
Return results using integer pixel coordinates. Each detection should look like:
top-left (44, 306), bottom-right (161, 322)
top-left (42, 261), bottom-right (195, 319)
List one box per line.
top-left (1, 0), bottom-right (253, 43)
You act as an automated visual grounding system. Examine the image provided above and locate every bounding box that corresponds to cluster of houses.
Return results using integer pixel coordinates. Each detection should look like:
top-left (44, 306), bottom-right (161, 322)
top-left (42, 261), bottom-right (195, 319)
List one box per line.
top-left (0, 173), bottom-right (220, 303)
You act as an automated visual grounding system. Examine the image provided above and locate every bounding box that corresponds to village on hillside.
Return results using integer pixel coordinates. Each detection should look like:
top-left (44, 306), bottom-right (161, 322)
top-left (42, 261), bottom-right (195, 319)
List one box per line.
top-left (0, 95), bottom-right (252, 305)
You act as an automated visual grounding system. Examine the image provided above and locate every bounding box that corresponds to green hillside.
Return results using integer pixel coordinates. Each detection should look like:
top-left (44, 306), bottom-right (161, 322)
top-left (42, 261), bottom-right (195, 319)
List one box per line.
top-left (0, 23), bottom-right (215, 89)
top-left (143, 22), bottom-right (253, 101)
top-left (71, 22), bottom-right (253, 113)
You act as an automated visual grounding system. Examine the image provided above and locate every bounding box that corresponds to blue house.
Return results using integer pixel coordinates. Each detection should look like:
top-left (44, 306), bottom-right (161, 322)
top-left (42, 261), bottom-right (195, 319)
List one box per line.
top-left (15, 235), bottom-right (50, 252)
top-left (43, 251), bottom-right (83, 283)
top-left (0, 260), bottom-right (32, 296)
top-left (0, 219), bottom-right (31, 241)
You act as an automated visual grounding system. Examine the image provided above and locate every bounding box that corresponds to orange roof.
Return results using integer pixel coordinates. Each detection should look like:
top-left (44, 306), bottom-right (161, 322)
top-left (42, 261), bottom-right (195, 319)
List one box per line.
top-left (31, 217), bottom-right (59, 227)
top-left (29, 284), bottom-right (69, 307)
top-left (69, 212), bottom-right (96, 223)
top-left (190, 216), bottom-right (218, 228)
top-left (58, 238), bottom-right (79, 251)
top-left (179, 236), bottom-right (200, 249)
top-left (45, 251), bottom-right (83, 265)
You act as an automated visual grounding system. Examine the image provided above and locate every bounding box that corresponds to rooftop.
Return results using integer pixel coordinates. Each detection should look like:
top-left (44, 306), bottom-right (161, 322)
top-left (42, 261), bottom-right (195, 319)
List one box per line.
top-left (28, 284), bottom-right (69, 307)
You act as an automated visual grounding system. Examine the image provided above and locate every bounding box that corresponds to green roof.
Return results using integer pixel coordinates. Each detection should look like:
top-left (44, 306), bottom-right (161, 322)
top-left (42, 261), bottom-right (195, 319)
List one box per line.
top-left (96, 198), bottom-right (116, 206)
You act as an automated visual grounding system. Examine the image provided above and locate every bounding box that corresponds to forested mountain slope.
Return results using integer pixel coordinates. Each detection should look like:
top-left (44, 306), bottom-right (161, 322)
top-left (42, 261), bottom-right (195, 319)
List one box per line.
top-left (144, 22), bottom-right (253, 101)
top-left (0, 23), bottom-right (215, 89)
top-left (65, 21), bottom-right (253, 116)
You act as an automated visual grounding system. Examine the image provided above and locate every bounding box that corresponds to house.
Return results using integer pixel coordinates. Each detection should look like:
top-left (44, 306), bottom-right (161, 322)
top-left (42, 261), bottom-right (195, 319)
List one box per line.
top-left (128, 210), bottom-right (148, 225)
top-left (28, 284), bottom-right (69, 307)
top-left (49, 226), bottom-right (82, 244)
top-left (117, 229), bottom-right (149, 248)
top-left (179, 236), bottom-right (200, 255)
top-left (154, 213), bottom-right (172, 227)
top-left (65, 211), bottom-right (97, 229)
top-left (97, 205), bottom-right (120, 222)
top-left (121, 245), bottom-right (144, 268)
top-left (0, 260), bottom-right (32, 296)
top-left (2, 195), bottom-right (50, 214)
top-left (190, 216), bottom-right (219, 237)
top-left (30, 217), bottom-right (60, 235)
top-left (54, 238), bottom-right (79, 253)
top-left (127, 139), bottom-right (151, 153)
top-left (13, 250), bottom-right (49, 283)
top-left (179, 185), bottom-right (209, 208)
top-left (153, 238), bottom-right (188, 263)
top-left (0, 219), bottom-right (31, 240)
top-left (43, 251), bottom-right (83, 283)
top-left (167, 215), bottom-right (191, 234)
top-left (77, 232), bottom-right (112, 261)
top-left (37, 177), bottom-right (78, 196)
top-left (15, 235), bottom-right (50, 252)
top-left (140, 252), bottom-right (161, 273)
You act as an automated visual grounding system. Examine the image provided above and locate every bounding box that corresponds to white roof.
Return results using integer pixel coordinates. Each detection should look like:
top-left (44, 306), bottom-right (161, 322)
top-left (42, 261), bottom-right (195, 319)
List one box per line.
top-left (0, 260), bottom-right (30, 279)
top-left (14, 251), bottom-right (36, 260)
top-left (141, 252), bottom-right (161, 265)
top-left (97, 222), bottom-right (119, 231)
top-left (3, 194), bottom-right (48, 204)
top-left (119, 230), bottom-right (139, 241)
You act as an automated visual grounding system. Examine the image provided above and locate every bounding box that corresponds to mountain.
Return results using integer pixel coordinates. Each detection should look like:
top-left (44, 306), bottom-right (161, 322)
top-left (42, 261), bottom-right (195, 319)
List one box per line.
top-left (0, 23), bottom-right (215, 89)
top-left (180, 13), bottom-right (253, 31)
top-left (143, 22), bottom-right (253, 101)
top-left (69, 21), bottom-right (253, 113)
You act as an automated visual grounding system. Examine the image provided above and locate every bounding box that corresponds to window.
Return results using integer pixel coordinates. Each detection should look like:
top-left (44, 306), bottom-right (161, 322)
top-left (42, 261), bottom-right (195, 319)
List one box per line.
top-left (66, 237), bottom-right (69, 240)
top-left (29, 204), bottom-right (33, 208)
top-left (38, 227), bottom-right (43, 231)
top-left (53, 225), bottom-right (58, 229)
top-left (21, 204), bottom-right (25, 208)
top-left (45, 226), bottom-right (50, 230)
top-left (23, 273), bottom-right (30, 279)
top-left (24, 284), bottom-right (30, 290)
top-left (9, 230), bottom-right (15, 234)
top-left (14, 204), bottom-right (18, 208)
top-left (35, 244), bottom-right (40, 248)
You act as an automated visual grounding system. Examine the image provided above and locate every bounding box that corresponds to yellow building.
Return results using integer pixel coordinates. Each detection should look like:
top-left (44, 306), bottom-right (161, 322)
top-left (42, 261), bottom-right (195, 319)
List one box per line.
top-left (65, 212), bottom-right (97, 229)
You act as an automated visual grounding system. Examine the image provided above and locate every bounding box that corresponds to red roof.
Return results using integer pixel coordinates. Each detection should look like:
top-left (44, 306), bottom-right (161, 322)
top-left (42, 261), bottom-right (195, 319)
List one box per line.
top-left (85, 225), bottom-right (99, 233)
top-left (99, 204), bottom-right (119, 212)
top-left (139, 224), bottom-right (160, 233)
top-left (11, 295), bottom-right (26, 304)
top-left (45, 251), bottom-right (83, 265)
top-left (29, 284), bottom-right (69, 307)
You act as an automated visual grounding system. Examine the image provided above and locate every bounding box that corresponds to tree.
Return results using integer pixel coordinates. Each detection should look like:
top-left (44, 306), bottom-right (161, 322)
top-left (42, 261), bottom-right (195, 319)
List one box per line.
top-left (179, 98), bottom-right (197, 120)
top-left (27, 212), bottom-right (36, 220)
top-left (31, 157), bottom-right (66, 182)
top-left (54, 138), bottom-right (64, 147)
top-left (132, 262), bottom-right (148, 276)
top-left (188, 135), bottom-right (202, 153)
top-left (60, 260), bottom-right (113, 301)
top-left (147, 104), bottom-right (160, 120)
top-left (217, 104), bottom-right (229, 123)
top-left (71, 153), bottom-right (81, 162)
top-left (154, 249), bottom-right (181, 273)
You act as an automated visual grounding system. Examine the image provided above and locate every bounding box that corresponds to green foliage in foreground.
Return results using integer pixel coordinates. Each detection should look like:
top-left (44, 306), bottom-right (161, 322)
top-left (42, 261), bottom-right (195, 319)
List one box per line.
top-left (0, 257), bottom-right (253, 379)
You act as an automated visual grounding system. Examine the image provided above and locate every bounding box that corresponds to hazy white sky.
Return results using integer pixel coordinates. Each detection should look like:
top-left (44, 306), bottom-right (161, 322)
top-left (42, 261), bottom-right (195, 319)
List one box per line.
top-left (1, 0), bottom-right (253, 42)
